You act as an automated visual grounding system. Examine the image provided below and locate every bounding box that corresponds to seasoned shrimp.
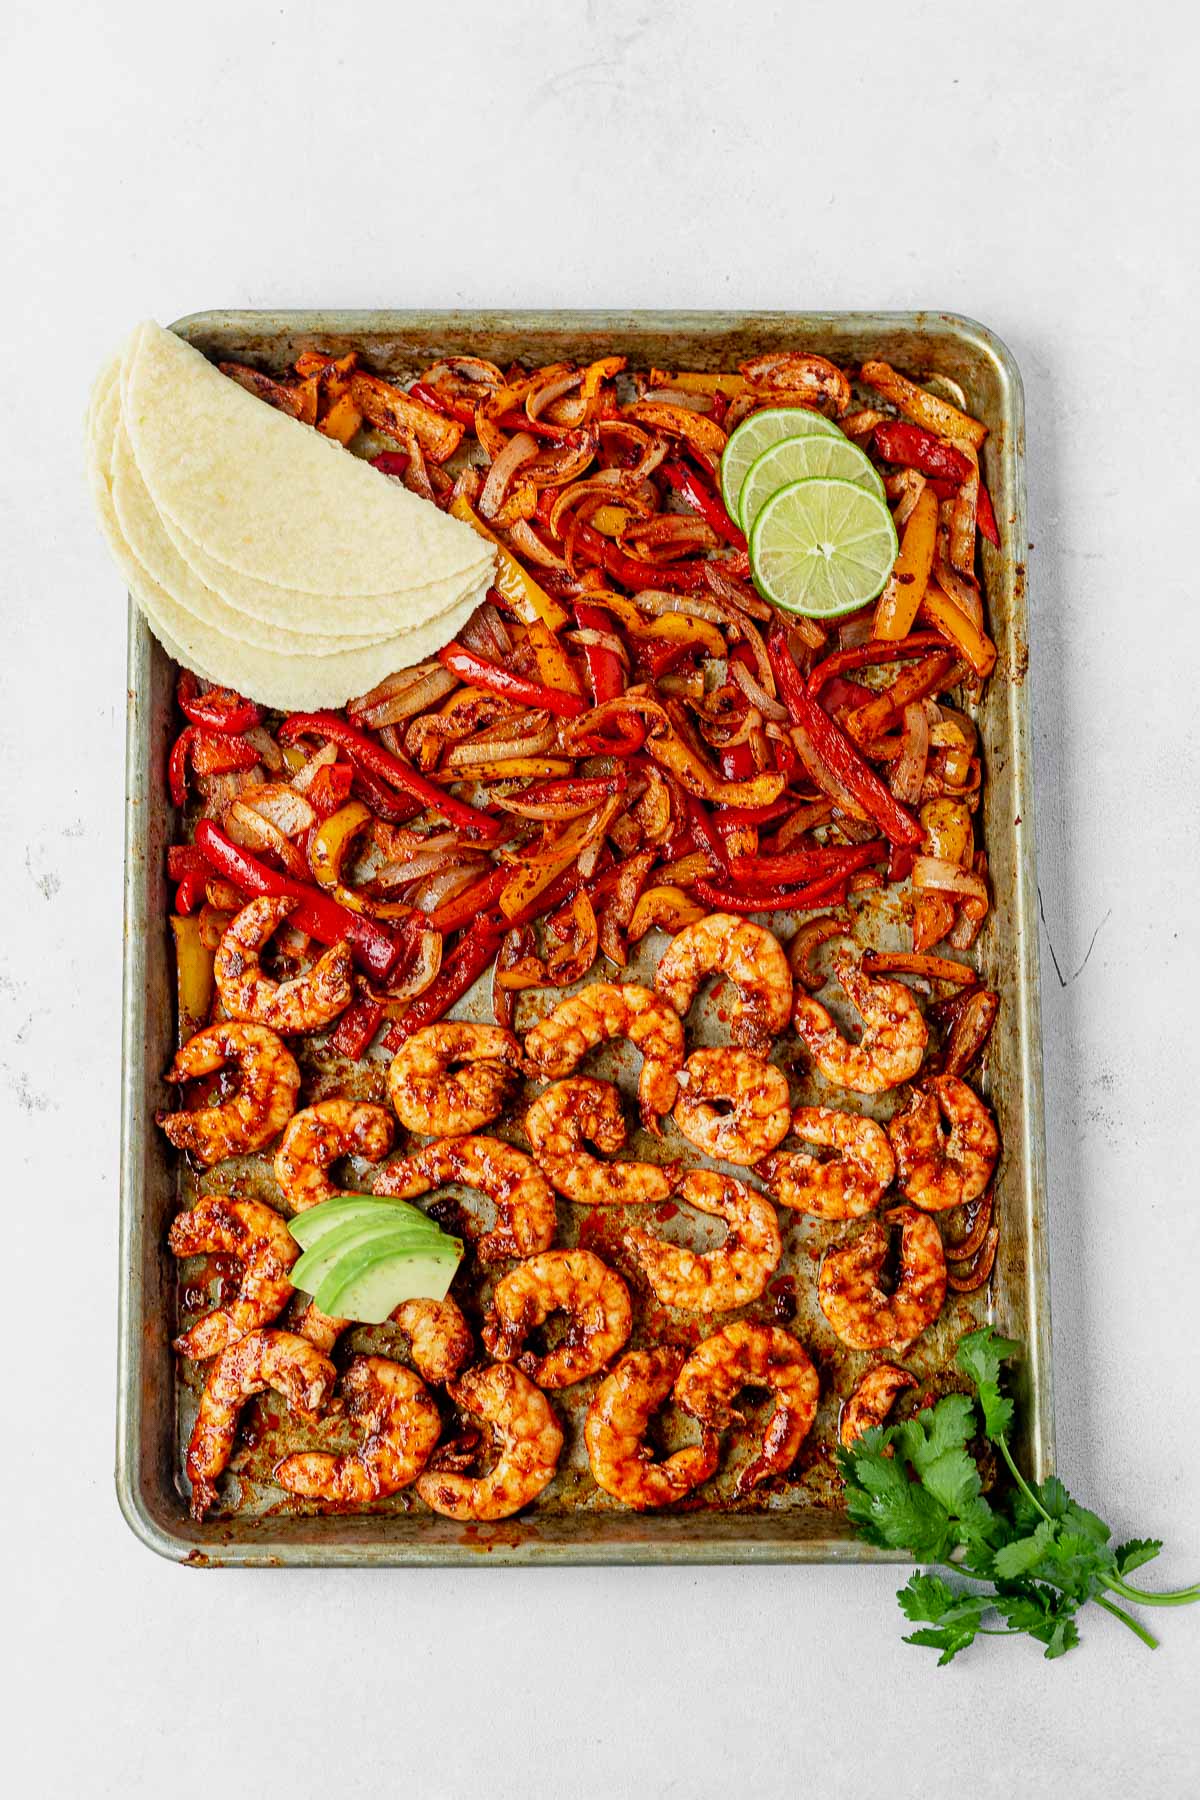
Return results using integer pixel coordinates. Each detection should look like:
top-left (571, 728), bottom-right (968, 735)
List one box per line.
top-left (483, 1248), bottom-right (632, 1387)
top-left (624, 1170), bottom-right (782, 1313)
top-left (291, 1294), bottom-right (473, 1385)
top-left (525, 1077), bottom-right (676, 1206)
top-left (675, 1321), bottom-right (820, 1496)
top-left (888, 1075), bottom-right (999, 1211)
top-left (387, 1021), bottom-right (522, 1136)
top-left (214, 896), bottom-right (353, 1034)
top-left (672, 1047), bottom-right (791, 1165)
top-left (585, 1348), bottom-right (719, 1509)
top-left (159, 1023), bottom-right (300, 1166)
top-left (523, 982), bottom-right (684, 1132)
top-left (273, 1098), bottom-right (395, 1212)
top-left (792, 951), bottom-right (927, 1093)
top-left (275, 1356), bottom-right (441, 1503)
top-left (169, 1194), bottom-right (298, 1359)
top-left (839, 1363), bottom-right (918, 1448)
top-left (654, 912), bottom-right (792, 1054)
top-left (415, 1363), bottom-right (563, 1521)
top-left (374, 1135), bottom-right (557, 1262)
top-left (818, 1205), bottom-right (947, 1350)
top-left (758, 1106), bottom-right (895, 1219)
top-left (186, 1328), bottom-right (336, 1520)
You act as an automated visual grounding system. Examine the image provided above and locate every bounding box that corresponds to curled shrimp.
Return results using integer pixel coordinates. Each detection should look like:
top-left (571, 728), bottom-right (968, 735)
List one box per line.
top-left (792, 951), bottom-right (927, 1093)
top-left (214, 896), bottom-right (353, 1034)
top-left (159, 1023), bottom-right (300, 1166)
top-left (186, 1327), bottom-right (336, 1520)
top-left (757, 1106), bottom-right (896, 1219)
top-left (525, 1077), bottom-right (676, 1206)
top-left (275, 1356), bottom-right (441, 1503)
top-left (654, 912), bottom-right (792, 1054)
top-left (675, 1321), bottom-right (820, 1496)
top-left (624, 1170), bottom-right (782, 1313)
top-left (818, 1205), bottom-right (947, 1351)
top-left (387, 1021), bottom-right (522, 1136)
top-left (888, 1075), bottom-right (999, 1211)
top-left (585, 1348), bottom-right (719, 1509)
top-left (374, 1135), bottom-right (557, 1262)
top-left (169, 1194), bottom-right (298, 1359)
top-left (672, 1047), bottom-right (791, 1166)
top-left (291, 1294), bottom-right (473, 1386)
top-left (839, 1363), bottom-right (918, 1448)
top-left (523, 981), bottom-right (684, 1132)
top-left (273, 1098), bottom-right (395, 1212)
top-left (483, 1248), bottom-right (632, 1387)
top-left (416, 1363), bottom-right (563, 1521)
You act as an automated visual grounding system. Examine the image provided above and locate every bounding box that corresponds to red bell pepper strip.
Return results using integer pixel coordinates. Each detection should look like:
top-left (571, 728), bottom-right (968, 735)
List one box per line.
top-left (173, 868), bottom-right (210, 915)
top-left (194, 820), bottom-right (401, 983)
top-left (660, 459), bottom-right (747, 550)
top-left (168, 727), bottom-right (260, 807)
top-left (684, 793), bottom-right (732, 876)
top-left (569, 520), bottom-right (715, 594)
top-left (872, 422), bottom-right (973, 485)
top-left (428, 867), bottom-right (508, 933)
top-left (369, 450), bottom-right (410, 479)
top-left (711, 797), bottom-right (795, 828)
top-left (495, 410), bottom-right (577, 441)
top-left (277, 712), bottom-right (501, 839)
top-left (348, 759), bottom-right (424, 826)
top-left (976, 480), bottom-right (1000, 547)
top-left (694, 870), bottom-right (851, 914)
top-left (512, 774), bottom-right (628, 808)
top-left (381, 921), bottom-right (505, 1047)
top-left (572, 600), bottom-right (627, 704)
top-left (328, 996), bottom-right (385, 1061)
top-left (176, 670), bottom-right (260, 735)
top-left (167, 844), bottom-right (209, 881)
top-left (437, 643), bottom-right (587, 720)
top-left (719, 743), bottom-right (757, 781)
top-left (729, 842), bottom-right (882, 885)
top-left (888, 842), bottom-right (916, 883)
top-left (769, 633), bottom-right (923, 848)
top-left (806, 632), bottom-right (949, 695)
top-left (305, 761), bottom-right (356, 821)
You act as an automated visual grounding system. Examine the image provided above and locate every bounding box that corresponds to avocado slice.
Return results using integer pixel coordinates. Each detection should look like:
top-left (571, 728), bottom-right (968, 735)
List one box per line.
top-left (289, 1195), bottom-right (440, 1252)
top-left (290, 1214), bottom-right (446, 1298)
top-left (316, 1237), bottom-right (463, 1324)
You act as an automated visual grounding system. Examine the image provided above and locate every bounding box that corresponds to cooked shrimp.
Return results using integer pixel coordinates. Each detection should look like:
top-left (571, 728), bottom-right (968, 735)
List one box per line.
top-left (374, 1135), bottom-right (557, 1262)
top-left (672, 1047), bottom-right (791, 1165)
top-left (169, 1194), bottom-right (298, 1359)
top-left (525, 1077), bottom-right (676, 1206)
top-left (839, 1363), bottom-right (918, 1448)
top-left (584, 1348), bottom-right (719, 1509)
top-left (888, 1075), bottom-right (999, 1211)
top-left (675, 1320), bottom-right (820, 1496)
top-left (483, 1248), bottom-right (632, 1387)
top-left (415, 1363), bottom-right (563, 1521)
top-left (758, 1106), bottom-right (895, 1219)
top-left (624, 1170), bottom-right (782, 1313)
top-left (273, 1098), bottom-right (395, 1212)
top-left (792, 951), bottom-right (927, 1093)
top-left (654, 912), bottom-right (792, 1054)
top-left (274, 1356), bottom-right (441, 1503)
top-left (818, 1205), bottom-right (947, 1350)
top-left (186, 1328), bottom-right (336, 1520)
top-left (214, 896), bottom-right (353, 1034)
top-left (159, 1023), bottom-right (300, 1165)
top-left (291, 1293), bottom-right (473, 1385)
top-left (523, 982), bottom-right (684, 1132)
top-left (387, 1021), bottom-right (522, 1136)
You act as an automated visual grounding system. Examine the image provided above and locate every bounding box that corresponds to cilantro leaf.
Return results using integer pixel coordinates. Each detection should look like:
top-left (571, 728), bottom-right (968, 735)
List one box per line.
top-left (897, 1574), bottom-right (992, 1665)
top-left (955, 1327), bottom-right (1019, 1441)
top-left (1116, 1538), bottom-right (1163, 1576)
top-left (992, 1518), bottom-right (1059, 1580)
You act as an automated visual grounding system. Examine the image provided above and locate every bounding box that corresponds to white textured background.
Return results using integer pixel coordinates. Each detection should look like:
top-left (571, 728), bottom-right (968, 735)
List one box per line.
top-left (3, 2), bottom-right (1198, 1794)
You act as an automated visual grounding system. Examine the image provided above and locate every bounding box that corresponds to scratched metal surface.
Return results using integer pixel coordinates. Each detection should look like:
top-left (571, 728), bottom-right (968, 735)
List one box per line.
top-left (116, 310), bottom-right (1050, 1565)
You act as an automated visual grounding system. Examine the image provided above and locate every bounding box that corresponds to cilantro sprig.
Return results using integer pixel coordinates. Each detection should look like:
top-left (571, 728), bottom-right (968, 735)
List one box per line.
top-left (838, 1328), bottom-right (1199, 1663)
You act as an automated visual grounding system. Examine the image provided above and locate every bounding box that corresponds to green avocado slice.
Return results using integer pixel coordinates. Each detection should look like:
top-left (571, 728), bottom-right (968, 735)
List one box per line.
top-left (316, 1238), bottom-right (463, 1324)
top-left (288, 1195), bottom-right (440, 1252)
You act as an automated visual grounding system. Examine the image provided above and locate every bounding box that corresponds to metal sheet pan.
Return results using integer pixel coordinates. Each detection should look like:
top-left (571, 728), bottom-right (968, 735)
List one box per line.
top-left (116, 309), bottom-right (1051, 1566)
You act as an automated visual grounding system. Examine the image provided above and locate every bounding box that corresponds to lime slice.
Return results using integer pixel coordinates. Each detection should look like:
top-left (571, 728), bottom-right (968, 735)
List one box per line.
top-left (720, 406), bottom-right (844, 524)
top-left (739, 433), bottom-right (885, 535)
top-left (749, 478), bottom-right (898, 617)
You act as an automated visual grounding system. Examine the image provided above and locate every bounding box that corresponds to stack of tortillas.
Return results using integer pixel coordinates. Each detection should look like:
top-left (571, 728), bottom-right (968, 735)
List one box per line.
top-left (85, 323), bottom-right (495, 709)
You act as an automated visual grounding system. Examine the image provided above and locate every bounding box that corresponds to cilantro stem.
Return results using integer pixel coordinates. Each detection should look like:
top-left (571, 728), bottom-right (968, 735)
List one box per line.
top-left (1094, 1595), bottom-right (1159, 1651)
top-left (1102, 1574), bottom-right (1200, 1609)
top-left (995, 1433), bottom-right (1053, 1522)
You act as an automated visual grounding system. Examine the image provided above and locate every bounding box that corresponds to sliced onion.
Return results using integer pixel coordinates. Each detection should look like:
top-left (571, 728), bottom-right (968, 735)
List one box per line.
top-left (445, 718), bottom-right (557, 767)
top-left (943, 1186), bottom-right (994, 1261)
top-left (620, 515), bottom-right (720, 560)
top-left (371, 929), bottom-right (443, 1003)
top-left (242, 725), bottom-right (285, 773)
top-left (241, 782), bottom-right (317, 838)
top-left (837, 609), bottom-right (876, 649)
top-left (506, 518), bottom-right (568, 569)
top-left (701, 562), bottom-right (774, 621)
top-left (459, 601), bottom-right (514, 661)
top-left (890, 701), bottom-right (931, 805)
top-left (527, 369), bottom-right (584, 420)
top-left (912, 856), bottom-right (989, 904)
top-left (479, 430), bottom-right (539, 520)
top-left (567, 626), bottom-right (629, 664)
top-left (930, 703), bottom-right (979, 756)
top-left (373, 846), bottom-right (469, 888)
top-left (939, 986), bottom-right (999, 1076)
top-left (289, 741), bottom-right (338, 793)
top-left (729, 657), bottom-right (787, 721)
top-left (225, 798), bottom-right (308, 879)
top-left (410, 863), bottom-right (489, 915)
top-left (946, 1224), bottom-right (999, 1291)
top-left (548, 470), bottom-right (652, 538)
top-left (933, 556), bottom-right (984, 627)
top-left (349, 662), bottom-right (458, 729)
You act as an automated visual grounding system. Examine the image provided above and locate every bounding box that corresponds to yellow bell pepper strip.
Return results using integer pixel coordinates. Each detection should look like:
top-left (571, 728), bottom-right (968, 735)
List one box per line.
top-left (350, 369), bottom-right (463, 462)
top-left (649, 369), bottom-right (748, 398)
top-left (919, 585), bottom-right (998, 679)
top-left (308, 801), bottom-right (414, 921)
top-left (277, 711), bottom-right (501, 840)
top-left (842, 652), bottom-right (959, 743)
top-left (626, 885), bottom-right (707, 940)
top-left (448, 494), bottom-right (568, 630)
top-left (453, 759), bottom-right (572, 781)
top-left (437, 643), bottom-right (586, 719)
top-left (873, 485), bottom-right (939, 640)
top-left (170, 915), bottom-right (215, 1033)
top-left (859, 361), bottom-right (988, 449)
top-left (525, 616), bottom-right (584, 699)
